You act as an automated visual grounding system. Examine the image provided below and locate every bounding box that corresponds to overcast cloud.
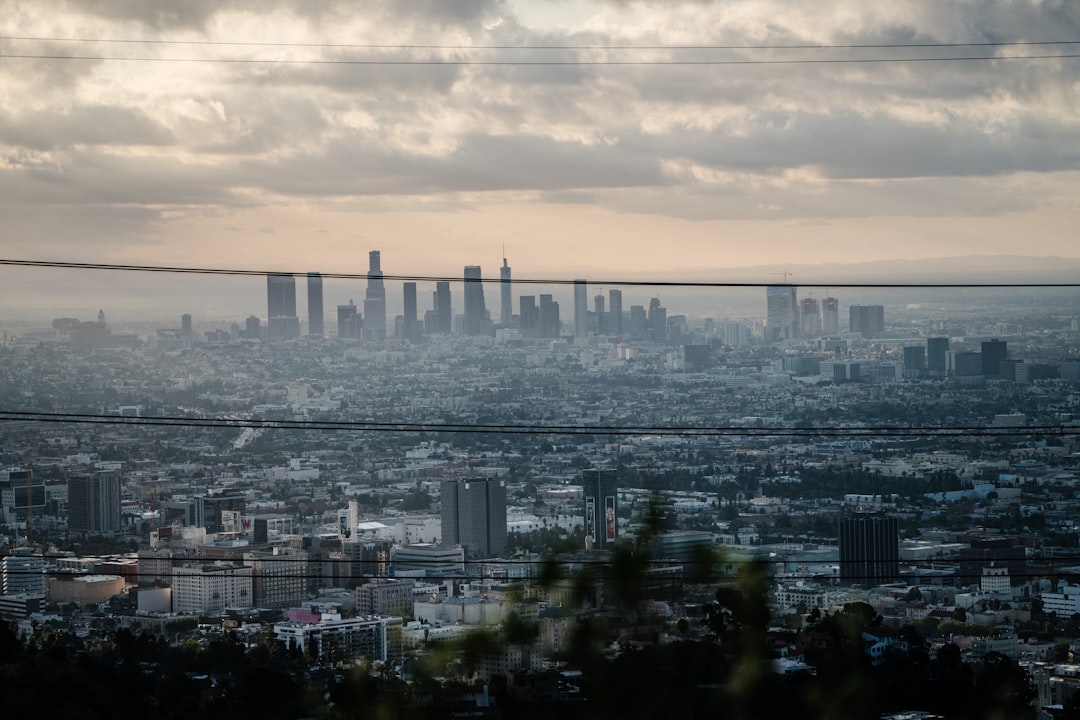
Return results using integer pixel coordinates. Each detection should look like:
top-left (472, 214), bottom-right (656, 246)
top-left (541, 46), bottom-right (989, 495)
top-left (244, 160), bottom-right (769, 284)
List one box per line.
top-left (1, 0), bottom-right (1078, 294)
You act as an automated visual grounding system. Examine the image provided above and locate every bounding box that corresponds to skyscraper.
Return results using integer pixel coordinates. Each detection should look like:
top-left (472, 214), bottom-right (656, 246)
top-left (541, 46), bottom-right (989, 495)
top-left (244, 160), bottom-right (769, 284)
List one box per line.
top-left (766, 285), bottom-right (797, 341)
top-left (539, 294), bottom-right (560, 338)
top-left (337, 301), bottom-right (361, 339)
top-left (608, 289), bottom-right (623, 339)
top-left (574, 279), bottom-right (589, 339)
top-left (434, 281), bottom-right (452, 334)
top-left (647, 298), bottom-right (667, 342)
top-left (180, 313), bottom-right (193, 345)
top-left (500, 256), bottom-right (512, 326)
top-left (821, 296), bottom-right (840, 335)
top-left (363, 251), bottom-right (386, 341)
top-left (580, 469), bottom-right (618, 549)
top-left (838, 514), bottom-right (898, 585)
top-left (68, 473), bottom-right (121, 535)
top-left (266, 273), bottom-right (300, 340)
top-left (799, 297), bottom-right (821, 337)
top-left (440, 478), bottom-right (507, 559)
top-left (849, 305), bottom-right (885, 338)
top-left (463, 266), bottom-right (490, 336)
top-left (402, 282), bottom-right (421, 342)
top-left (519, 295), bottom-right (539, 336)
top-left (307, 272), bottom-right (324, 337)
top-left (927, 337), bottom-right (950, 376)
top-left (982, 339), bottom-right (1008, 376)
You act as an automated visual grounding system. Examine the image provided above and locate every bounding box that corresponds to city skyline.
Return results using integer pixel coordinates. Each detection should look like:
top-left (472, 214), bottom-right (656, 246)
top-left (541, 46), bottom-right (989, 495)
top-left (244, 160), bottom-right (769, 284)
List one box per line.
top-left (1, 1), bottom-right (1077, 312)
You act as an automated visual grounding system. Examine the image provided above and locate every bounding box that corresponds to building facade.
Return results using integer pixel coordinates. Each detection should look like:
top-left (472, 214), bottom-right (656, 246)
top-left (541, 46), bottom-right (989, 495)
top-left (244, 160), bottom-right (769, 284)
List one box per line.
top-left (440, 478), bottom-right (507, 559)
top-left (580, 469), bottom-right (618, 548)
top-left (838, 514), bottom-right (898, 585)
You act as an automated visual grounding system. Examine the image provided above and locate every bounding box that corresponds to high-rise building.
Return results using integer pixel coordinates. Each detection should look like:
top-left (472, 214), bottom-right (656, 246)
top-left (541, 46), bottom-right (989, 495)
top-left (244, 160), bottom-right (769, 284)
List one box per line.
top-left (849, 305), bottom-right (885, 338)
top-left (580, 469), bottom-right (618, 549)
top-left (266, 273), bottom-right (300, 340)
top-left (821, 297), bottom-right (840, 335)
top-left (402, 282), bottom-right (421, 342)
top-left (434, 281), bottom-right (452, 334)
top-left (903, 346), bottom-right (926, 373)
top-left (519, 296), bottom-right (539, 336)
top-left (982, 339), bottom-right (1008, 376)
top-left (574, 279), bottom-right (589, 338)
top-left (648, 298), bottom-right (667, 342)
top-left (593, 294), bottom-right (607, 335)
top-left (927, 337), bottom-right (950, 376)
top-left (608, 289), bottom-right (623, 338)
top-left (440, 478), bottom-right (507, 559)
top-left (244, 315), bottom-right (261, 340)
top-left (838, 514), bottom-right (898, 585)
top-left (766, 285), bottom-right (797, 341)
top-left (363, 251), bottom-right (386, 341)
top-left (463, 266), bottom-right (490, 336)
top-left (500, 256), bottom-right (513, 326)
top-left (799, 298), bottom-right (821, 337)
top-left (539, 294), bottom-right (560, 338)
top-left (629, 305), bottom-right (647, 339)
top-left (1, 551), bottom-right (45, 595)
top-left (180, 313), bottom-right (193, 345)
top-left (307, 272), bottom-right (324, 337)
top-left (337, 301), bottom-right (361, 339)
top-left (68, 473), bottom-right (121, 535)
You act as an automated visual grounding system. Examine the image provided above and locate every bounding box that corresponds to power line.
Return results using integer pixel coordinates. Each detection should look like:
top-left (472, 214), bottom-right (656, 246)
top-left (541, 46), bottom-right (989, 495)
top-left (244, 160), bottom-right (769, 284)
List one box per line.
top-left (2, 259), bottom-right (1078, 289)
top-left (1, 411), bottom-right (1075, 438)
top-left (3, 35), bottom-right (1079, 50)
top-left (2, 52), bottom-right (1079, 66)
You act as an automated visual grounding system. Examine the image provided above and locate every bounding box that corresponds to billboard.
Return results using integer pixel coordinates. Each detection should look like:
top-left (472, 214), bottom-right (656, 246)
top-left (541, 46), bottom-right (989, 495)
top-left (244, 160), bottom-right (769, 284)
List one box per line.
top-left (605, 496), bottom-right (616, 542)
top-left (585, 497), bottom-right (596, 540)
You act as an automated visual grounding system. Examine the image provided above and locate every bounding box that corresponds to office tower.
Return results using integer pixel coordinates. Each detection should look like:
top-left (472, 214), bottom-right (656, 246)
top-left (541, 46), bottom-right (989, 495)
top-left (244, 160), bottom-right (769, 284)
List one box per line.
top-left (539, 294), bottom-right (560, 338)
top-left (307, 272), bottom-right (324, 337)
top-left (440, 478), bottom-right (507, 559)
top-left (766, 285), bottom-right (797, 341)
top-left (244, 315), bottom-right (261, 339)
top-left (580, 469), bottom-right (618, 548)
top-left (647, 298), bottom-right (667, 343)
top-left (433, 281), bottom-right (452, 334)
top-left (519, 295), bottom-right (539, 336)
top-left (903, 346), bottom-right (926, 372)
top-left (574, 279), bottom-right (589, 338)
top-left (181, 313), bottom-right (193, 345)
top-left (629, 305), bottom-right (647, 339)
top-left (1, 551), bottom-right (45, 595)
top-left (500, 256), bottom-right (512, 326)
top-left (948, 351), bottom-right (983, 377)
top-left (337, 301), bottom-right (361, 339)
top-left (821, 296), bottom-right (840, 336)
top-left (608, 289), bottom-right (623, 338)
top-left (849, 305), bottom-right (885, 338)
top-left (68, 473), bottom-right (122, 535)
top-left (927, 337), bottom-right (950, 376)
top-left (463, 266), bottom-right (490, 336)
top-left (402, 282), bottom-right (422, 342)
top-left (363, 251), bottom-right (386, 340)
top-left (593, 294), bottom-right (607, 335)
top-left (799, 298), bottom-right (821, 337)
top-left (266, 273), bottom-right (300, 340)
top-left (981, 339), bottom-right (1008, 376)
top-left (838, 514), bottom-right (898, 584)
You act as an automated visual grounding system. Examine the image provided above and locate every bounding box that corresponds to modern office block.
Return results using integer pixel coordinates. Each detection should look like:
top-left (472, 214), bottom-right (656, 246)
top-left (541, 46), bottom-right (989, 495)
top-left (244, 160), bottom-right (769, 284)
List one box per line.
top-left (580, 469), bottom-right (618, 549)
top-left (838, 514), bottom-right (898, 584)
top-left (440, 478), bottom-right (507, 559)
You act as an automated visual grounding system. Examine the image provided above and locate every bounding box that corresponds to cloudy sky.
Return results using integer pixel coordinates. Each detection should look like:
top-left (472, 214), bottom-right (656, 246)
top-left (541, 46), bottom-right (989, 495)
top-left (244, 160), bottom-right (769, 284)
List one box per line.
top-left (1, 0), bottom-right (1078, 318)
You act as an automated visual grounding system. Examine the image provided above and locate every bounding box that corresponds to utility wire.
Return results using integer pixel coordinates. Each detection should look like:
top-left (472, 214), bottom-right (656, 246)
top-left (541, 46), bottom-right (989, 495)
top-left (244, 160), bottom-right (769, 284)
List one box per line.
top-left (4, 35), bottom-right (1079, 50)
top-left (2, 52), bottom-right (1079, 66)
top-left (2, 259), bottom-right (1077, 289)
top-left (0, 411), bottom-right (1075, 437)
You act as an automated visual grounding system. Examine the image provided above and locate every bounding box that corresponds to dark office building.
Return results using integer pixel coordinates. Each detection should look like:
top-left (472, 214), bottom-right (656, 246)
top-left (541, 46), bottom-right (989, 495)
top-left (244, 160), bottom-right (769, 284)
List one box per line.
top-left (948, 351), bottom-right (983, 377)
top-left (519, 296), bottom-right (539, 337)
top-left (500, 257), bottom-right (513, 326)
top-left (337, 301), bottom-right (361, 339)
top-left (363, 251), bottom-right (386, 341)
top-left (849, 305), bottom-right (885, 338)
top-left (402, 282), bottom-right (421, 342)
top-left (68, 473), bottom-right (122, 535)
top-left (927, 337), bottom-right (950, 376)
top-left (608, 289), bottom-right (623, 339)
top-left (580, 469), bottom-right (618, 549)
top-left (266, 273), bottom-right (300, 340)
top-left (307, 272), bottom-right (324, 337)
top-left (981, 339), bottom-right (1008, 376)
top-left (838, 514), bottom-right (898, 584)
top-left (903, 345), bottom-right (926, 372)
top-left (463, 266), bottom-right (491, 336)
top-left (440, 478), bottom-right (507, 559)
top-left (539, 294), bottom-right (561, 338)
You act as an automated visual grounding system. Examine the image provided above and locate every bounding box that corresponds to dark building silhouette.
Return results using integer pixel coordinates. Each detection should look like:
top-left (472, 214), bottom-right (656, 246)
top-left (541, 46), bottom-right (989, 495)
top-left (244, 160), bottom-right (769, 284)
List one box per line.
top-left (574, 279), bottom-right (589, 339)
top-left (433, 281), bottom-right (452, 334)
top-left (519, 296), bottom-right (539, 336)
top-left (821, 296), bottom-right (840, 335)
top-left (402, 282), bottom-right (421, 342)
top-left (903, 345), bottom-right (926, 372)
top-left (181, 313), bottom-right (193, 345)
top-left (68, 473), bottom-right (121, 535)
top-left (440, 478), bottom-right (507, 559)
top-left (580, 469), bottom-right (618, 549)
top-left (363, 251), bottom-right (386, 340)
top-left (337, 301), bottom-right (361, 339)
top-left (927, 337), bottom-right (950, 376)
top-left (981, 339), bottom-right (1008, 376)
top-left (266, 273), bottom-right (300, 340)
top-left (838, 514), bottom-right (898, 584)
top-left (307, 272), bottom-right (324, 337)
top-left (500, 257), bottom-right (512, 326)
top-left (463, 266), bottom-right (491, 336)
top-left (539, 294), bottom-right (560, 338)
top-left (849, 304), bottom-right (885, 338)
top-left (608, 289), bottom-right (623, 339)
top-left (766, 285), bottom-right (797, 341)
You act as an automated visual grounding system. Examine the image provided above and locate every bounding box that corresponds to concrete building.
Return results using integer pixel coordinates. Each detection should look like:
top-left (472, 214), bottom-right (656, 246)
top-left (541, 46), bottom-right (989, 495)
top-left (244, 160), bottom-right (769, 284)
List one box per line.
top-left (356, 579), bottom-right (414, 618)
top-left (171, 563), bottom-right (253, 614)
top-left (1, 552), bottom-right (45, 595)
top-left (441, 478), bottom-right (507, 559)
top-left (273, 613), bottom-right (403, 663)
top-left (48, 574), bottom-right (125, 605)
top-left (245, 548), bottom-right (310, 609)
